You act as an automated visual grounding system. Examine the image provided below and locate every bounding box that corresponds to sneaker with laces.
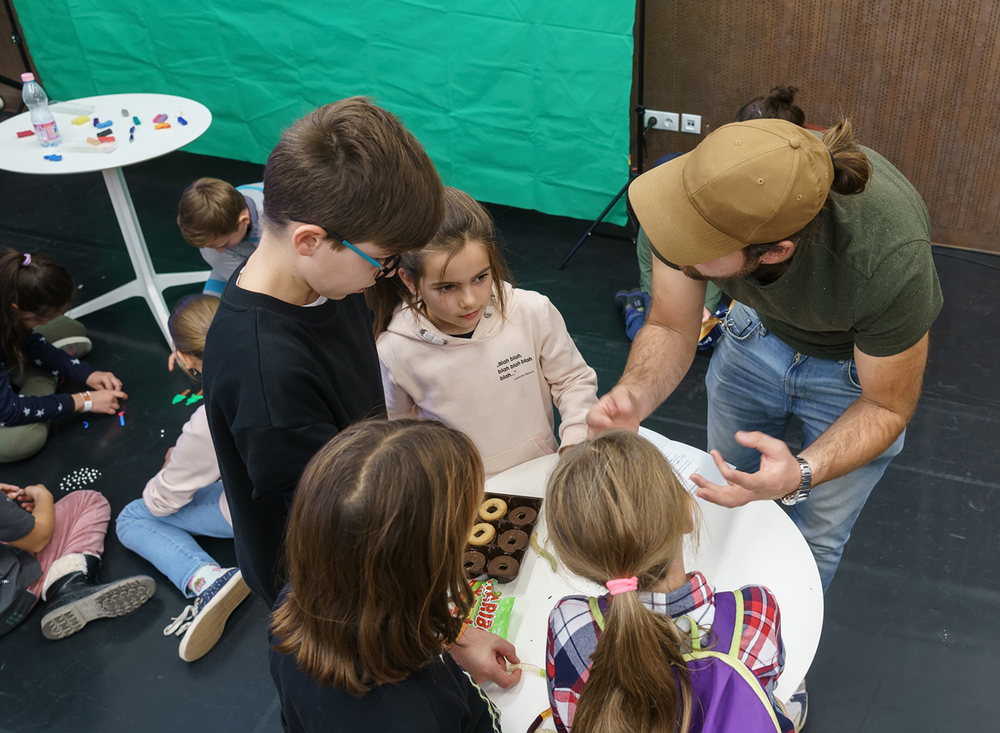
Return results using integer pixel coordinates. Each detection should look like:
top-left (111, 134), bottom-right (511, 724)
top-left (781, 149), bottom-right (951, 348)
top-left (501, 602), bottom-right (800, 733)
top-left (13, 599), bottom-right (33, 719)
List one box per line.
top-left (164, 568), bottom-right (249, 662)
top-left (614, 288), bottom-right (647, 314)
top-left (783, 679), bottom-right (808, 732)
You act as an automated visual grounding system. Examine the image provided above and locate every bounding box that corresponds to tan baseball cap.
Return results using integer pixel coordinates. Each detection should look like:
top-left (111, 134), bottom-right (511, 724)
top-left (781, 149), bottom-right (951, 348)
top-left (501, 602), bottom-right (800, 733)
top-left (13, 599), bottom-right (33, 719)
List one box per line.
top-left (629, 119), bottom-right (833, 266)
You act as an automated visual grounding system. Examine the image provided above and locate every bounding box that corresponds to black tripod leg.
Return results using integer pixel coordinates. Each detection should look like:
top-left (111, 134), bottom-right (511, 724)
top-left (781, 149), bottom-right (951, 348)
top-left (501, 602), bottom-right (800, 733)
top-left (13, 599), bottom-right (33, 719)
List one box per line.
top-left (558, 179), bottom-right (631, 270)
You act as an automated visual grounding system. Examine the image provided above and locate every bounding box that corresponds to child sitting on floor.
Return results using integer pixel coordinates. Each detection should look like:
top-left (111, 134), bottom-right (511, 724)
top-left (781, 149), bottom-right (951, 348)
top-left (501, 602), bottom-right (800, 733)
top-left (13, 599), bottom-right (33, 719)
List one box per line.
top-left (0, 248), bottom-right (127, 463)
top-left (1, 481), bottom-right (154, 639)
top-left (177, 178), bottom-right (264, 296)
top-left (545, 430), bottom-right (798, 733)
top-left (371, 187), bottom-right (599, 477)
top-left (116, 294), bottom-right (248, 662)
top-left (269, 419), bottom-right (520, 732)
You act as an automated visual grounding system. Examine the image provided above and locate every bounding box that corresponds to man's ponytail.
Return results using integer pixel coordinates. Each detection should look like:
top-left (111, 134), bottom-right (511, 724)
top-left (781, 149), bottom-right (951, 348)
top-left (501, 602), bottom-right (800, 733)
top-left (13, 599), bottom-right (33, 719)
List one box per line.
top-left (824, 117), bottom-right (872, 196)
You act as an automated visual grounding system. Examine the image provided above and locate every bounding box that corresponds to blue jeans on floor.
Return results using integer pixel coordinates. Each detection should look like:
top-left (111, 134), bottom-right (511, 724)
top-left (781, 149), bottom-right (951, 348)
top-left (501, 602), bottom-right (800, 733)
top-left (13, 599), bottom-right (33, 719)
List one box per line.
top-left (705, 303), bottom-right (905, 593)
top-left (116, 483), bottom-right (233, 597)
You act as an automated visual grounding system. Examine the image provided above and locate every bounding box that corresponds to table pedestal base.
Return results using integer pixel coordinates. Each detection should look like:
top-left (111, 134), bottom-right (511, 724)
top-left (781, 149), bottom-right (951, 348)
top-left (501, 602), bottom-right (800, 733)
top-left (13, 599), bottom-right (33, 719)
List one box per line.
top-left (66, 167), bottom-right (210, 346)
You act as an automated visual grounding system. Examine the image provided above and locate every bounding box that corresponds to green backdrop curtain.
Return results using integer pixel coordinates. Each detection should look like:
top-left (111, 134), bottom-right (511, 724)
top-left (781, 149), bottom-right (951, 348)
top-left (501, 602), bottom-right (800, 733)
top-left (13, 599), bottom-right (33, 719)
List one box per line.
top-left (17, 1), bottom-right (633, 223)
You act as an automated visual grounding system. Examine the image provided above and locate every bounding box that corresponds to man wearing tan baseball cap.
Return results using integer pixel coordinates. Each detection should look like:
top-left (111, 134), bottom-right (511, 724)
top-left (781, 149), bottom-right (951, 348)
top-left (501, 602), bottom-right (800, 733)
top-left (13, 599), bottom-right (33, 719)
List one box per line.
top-left (588, 118), bottom-right (942, 595)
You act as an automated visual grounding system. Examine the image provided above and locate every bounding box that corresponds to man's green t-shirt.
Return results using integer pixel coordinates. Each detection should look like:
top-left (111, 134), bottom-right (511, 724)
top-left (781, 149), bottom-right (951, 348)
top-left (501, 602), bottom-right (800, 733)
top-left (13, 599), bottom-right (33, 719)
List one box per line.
top-left (646, 145), bottom-right (943, 360)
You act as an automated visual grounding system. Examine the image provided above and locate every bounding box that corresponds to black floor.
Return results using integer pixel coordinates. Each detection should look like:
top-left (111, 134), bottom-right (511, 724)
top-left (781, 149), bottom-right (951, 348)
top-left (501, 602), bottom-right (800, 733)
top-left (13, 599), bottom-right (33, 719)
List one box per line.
top-left (0, 145), bottom-right (997, 732)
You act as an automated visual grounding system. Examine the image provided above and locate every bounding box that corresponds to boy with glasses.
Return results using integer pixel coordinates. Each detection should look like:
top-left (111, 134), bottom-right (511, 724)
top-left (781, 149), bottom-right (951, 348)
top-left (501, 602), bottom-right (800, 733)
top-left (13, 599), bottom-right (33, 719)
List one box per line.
top-left (202, 98), bottom-right (444, 612)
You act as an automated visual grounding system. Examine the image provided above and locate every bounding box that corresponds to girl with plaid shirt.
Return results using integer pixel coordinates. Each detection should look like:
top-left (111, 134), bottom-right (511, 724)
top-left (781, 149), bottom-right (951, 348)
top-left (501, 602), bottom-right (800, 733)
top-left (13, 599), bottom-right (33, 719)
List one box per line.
top-left (544, 430), bottom-right (795, 733)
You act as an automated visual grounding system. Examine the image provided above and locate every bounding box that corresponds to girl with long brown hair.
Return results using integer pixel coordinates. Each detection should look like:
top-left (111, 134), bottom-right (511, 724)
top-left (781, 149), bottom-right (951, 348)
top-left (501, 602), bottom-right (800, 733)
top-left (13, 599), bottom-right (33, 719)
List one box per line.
top-left (0, 247), bottom-right (126, 462)
top-left (270, 419), bottom-right (520, 732)
top-left (115, 294), bottom-right (249, 663)
top-left (545, 430), bottom-right (796, 733)
top-left (369, 187), bottom-right (599, 478)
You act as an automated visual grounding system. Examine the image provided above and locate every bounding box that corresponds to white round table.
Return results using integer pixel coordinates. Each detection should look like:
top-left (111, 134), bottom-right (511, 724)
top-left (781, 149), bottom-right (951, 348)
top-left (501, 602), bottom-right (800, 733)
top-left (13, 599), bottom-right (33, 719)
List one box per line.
top-left (0, 93), bottom-right (214, 345)
top-left (482, 428), bottom-right (823, 732)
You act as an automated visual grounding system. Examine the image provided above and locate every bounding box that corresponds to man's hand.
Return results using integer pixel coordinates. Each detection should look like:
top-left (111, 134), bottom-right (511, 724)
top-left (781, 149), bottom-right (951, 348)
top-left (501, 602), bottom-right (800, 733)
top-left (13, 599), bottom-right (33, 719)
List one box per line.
top-left (691, 431), bottom-right (801, 507)
top-left (587, 386), bottom-right (641, 437)
top-left (449, 625), bottom-right (522, 689)
top-left (87, 371), bottom-right (123, 391)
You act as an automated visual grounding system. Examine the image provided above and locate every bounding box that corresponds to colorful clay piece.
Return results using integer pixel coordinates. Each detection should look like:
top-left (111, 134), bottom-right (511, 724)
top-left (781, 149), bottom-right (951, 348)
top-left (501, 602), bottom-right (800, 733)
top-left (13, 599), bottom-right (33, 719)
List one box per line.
top-left (43, 154), bottom-right (62, 161)
top-left (96, 129), bottom-right (113, 138)
top-left (153, 113), bottom-right (168, 123)
top-left (172, 389), bottom-right (192, 405)
top-left (93, 117), bottom-right (100, 127)
top-left (98, 136), bottom-right (116, 143)
top-left (132, 116), bottom-right (140, 125)
top-left (71, 115), bottom-right (90, 126)
top-left (16, 130), bottom-right (34, 138)
top-left (121, 109), bottom-right (129, 117)
top-left (86, 137), bottom-right (101, 146)
top-left (95, 119), bottom-right (113, 129)
top-left (177, 116), bottom-right (188, 126)
top-left (186, 393), bottom-right (203, 406)
top-left (154, 123), bottom-right (171, 130)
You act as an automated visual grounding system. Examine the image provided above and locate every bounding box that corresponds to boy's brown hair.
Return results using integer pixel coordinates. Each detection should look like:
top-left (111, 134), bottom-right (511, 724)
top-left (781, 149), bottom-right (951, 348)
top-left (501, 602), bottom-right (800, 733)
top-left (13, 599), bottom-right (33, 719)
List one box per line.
top-left (262, 97), bottom-right (445, 254)
top-left (177, 178), bottom-right (248, 248)
top-left (271, 419), bottom-right (483, 696)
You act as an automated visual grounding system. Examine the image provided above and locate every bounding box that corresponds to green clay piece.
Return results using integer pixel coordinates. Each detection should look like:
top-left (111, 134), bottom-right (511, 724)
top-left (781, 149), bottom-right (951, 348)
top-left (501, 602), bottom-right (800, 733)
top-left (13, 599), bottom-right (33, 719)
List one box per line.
top-left (171, 394), bottom-right (186, 405)
top-left (186, 394), bottom-right (204, 406)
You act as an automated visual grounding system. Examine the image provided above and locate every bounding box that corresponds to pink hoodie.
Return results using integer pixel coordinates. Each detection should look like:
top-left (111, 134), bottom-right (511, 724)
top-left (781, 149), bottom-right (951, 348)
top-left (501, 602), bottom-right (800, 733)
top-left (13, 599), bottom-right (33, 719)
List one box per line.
top-left (377, 284), bottom-right (598, 477)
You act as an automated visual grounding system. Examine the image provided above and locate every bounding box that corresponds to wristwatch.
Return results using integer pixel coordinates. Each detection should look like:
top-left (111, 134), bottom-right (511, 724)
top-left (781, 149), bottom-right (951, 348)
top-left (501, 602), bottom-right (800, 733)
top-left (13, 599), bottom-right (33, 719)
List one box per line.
top-left (780, 456), bottom-right (813, 505)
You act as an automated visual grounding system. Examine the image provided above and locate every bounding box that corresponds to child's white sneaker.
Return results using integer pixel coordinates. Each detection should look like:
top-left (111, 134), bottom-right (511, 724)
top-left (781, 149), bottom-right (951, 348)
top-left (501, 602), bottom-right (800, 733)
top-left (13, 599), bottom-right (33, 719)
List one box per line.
top-left (163, 568), bottom-right (249, 662)
top-left (51, 336), bottom-right (92, 358)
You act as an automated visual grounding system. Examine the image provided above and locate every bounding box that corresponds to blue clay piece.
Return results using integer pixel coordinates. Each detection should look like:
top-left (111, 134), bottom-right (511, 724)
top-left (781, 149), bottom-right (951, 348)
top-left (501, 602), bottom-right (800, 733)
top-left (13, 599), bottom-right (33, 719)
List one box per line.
top-left (95, 119), bottom-right (113, 129)
top-left (44, 154), bottom-right (62, 161)
top-left (177, 116), bottom-right (188, 126)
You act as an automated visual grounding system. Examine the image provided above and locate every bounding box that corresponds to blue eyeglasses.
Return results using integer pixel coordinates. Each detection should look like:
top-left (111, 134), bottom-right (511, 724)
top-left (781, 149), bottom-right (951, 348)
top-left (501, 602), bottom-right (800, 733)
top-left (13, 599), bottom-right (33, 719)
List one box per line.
top-left (293, 218), bottom-right (401, 281)
top-left (339, 238), bottom-right (401, 282)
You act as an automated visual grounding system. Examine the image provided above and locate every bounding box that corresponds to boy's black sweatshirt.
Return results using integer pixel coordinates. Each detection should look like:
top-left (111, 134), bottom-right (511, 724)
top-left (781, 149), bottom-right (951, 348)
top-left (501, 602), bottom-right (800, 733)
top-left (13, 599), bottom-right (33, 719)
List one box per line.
top-left (203, 279), bottom-right (385, 607)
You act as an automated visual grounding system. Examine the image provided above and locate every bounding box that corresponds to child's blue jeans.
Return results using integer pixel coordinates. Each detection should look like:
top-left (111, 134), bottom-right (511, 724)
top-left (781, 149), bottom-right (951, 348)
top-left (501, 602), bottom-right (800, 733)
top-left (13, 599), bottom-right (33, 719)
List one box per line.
top-left (116, 482), bottom-right (233, 597)
top-left (705, 303), bottom-right (905, 593)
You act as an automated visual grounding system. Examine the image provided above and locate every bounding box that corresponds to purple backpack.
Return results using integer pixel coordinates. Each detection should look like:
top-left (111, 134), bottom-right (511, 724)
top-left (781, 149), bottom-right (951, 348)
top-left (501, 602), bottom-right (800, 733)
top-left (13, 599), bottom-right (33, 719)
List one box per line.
top-left (589, 590), bottom-right (784, 732)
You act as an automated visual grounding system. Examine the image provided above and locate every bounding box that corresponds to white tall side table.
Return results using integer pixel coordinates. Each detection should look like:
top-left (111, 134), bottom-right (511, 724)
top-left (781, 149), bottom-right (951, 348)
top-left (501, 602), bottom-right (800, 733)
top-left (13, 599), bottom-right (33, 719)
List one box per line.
top-left (0, 93), bottom-right (214, 345)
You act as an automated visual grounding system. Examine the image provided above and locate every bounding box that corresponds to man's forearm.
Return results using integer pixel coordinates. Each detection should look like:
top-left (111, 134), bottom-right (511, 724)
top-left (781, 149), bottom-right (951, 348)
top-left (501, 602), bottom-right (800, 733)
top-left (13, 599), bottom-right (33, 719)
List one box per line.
top-left (617, 320), bottom-right (697, 421)
top-left (799, 396), bottom-right (911, 487)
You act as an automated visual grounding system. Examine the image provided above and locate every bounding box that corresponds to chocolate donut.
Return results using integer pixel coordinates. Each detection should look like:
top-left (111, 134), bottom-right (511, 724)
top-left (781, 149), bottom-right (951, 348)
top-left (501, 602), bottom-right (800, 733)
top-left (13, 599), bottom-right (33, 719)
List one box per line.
top-left (468, 523), bottom-right (496, 546)
top-left (479, 498), bottom-right (508, 522)
top-left (463, 551), bottom-right (486, 575)
top-left (487, 555), bottom-right (520, 578)
top-left (498, 529), bottom-right (529, 552)
top-left (507, 506), bottom-right (537, 526)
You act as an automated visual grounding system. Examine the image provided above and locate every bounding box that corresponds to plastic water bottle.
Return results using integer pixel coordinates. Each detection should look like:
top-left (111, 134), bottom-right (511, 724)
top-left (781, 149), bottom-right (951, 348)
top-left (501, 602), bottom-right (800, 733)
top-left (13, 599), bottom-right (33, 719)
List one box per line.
top-left (21, 73), bottom-right (60, 147)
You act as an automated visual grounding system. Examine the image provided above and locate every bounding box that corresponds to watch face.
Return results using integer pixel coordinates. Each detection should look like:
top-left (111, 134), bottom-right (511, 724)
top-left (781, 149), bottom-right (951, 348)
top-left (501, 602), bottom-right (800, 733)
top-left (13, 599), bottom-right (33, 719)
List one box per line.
top-left (781, 490), bottom-right (808, 506)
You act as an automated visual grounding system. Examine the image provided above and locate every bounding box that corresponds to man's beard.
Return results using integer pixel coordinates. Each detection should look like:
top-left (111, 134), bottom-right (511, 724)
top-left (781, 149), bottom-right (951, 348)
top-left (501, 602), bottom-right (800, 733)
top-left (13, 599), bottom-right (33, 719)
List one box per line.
top-left (680, 256), bottom-right (763, 282)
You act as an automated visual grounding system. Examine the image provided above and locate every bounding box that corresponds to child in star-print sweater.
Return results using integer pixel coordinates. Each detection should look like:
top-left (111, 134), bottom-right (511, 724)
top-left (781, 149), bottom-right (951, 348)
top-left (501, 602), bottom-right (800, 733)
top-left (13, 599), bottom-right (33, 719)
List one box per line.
top-left (0, 248), bottom-right (126, 462)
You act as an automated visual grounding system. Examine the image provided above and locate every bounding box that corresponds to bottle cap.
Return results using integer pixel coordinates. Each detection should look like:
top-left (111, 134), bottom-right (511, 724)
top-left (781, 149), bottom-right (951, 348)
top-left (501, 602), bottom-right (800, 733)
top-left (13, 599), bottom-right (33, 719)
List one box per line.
top-left (20, 73), bottom-right (35, 82)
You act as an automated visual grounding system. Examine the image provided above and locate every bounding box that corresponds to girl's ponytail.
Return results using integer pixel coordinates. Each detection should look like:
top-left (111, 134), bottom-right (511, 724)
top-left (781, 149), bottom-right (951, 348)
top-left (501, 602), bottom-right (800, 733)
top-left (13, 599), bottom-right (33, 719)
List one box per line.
top-left (0, 248), bottom-right (76, 373)
top-left (365, 274), bottom-right (411, 339)
top-left (547, 430), bottom-right (700, 733)
top-left (824, 117), bottom-right (872, 196)
top-left (575, 589), bottom-right (693, 733)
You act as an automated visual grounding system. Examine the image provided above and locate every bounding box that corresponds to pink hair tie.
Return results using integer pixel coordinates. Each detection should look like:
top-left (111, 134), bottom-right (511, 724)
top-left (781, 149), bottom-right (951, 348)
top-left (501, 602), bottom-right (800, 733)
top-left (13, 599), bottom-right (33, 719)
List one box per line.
top-left (606, 576), bottom-right (638, 596)
top-left (21, 254), bottom-right (31, 267)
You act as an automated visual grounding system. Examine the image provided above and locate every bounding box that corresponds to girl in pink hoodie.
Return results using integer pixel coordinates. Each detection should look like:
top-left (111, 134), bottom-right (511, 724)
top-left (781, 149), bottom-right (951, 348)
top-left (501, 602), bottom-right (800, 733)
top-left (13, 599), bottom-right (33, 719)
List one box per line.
top-left (115, 295), bottom-right (249, 662)
top-left (370, 187), bottom-right (598, 478)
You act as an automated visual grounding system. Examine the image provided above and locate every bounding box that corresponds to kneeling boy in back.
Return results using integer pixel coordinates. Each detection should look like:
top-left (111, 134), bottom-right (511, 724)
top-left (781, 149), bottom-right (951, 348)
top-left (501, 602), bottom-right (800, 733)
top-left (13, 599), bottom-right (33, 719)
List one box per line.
top-left (177, 178), bottom-right (264, 296)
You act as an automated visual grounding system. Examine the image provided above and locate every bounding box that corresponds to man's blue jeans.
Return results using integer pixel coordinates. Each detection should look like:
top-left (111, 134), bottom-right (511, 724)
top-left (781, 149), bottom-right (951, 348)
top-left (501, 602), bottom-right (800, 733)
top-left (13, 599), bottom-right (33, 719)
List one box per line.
top-left (116, 482), bottom-right (233, 597)
top-left (706, 303), bottom-right (905, 593)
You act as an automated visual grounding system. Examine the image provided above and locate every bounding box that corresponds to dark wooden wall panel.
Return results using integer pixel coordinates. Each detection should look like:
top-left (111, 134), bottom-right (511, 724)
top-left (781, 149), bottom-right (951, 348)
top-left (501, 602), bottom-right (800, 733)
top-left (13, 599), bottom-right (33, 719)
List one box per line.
top-left (635, 0), bottom-right (1000, 252)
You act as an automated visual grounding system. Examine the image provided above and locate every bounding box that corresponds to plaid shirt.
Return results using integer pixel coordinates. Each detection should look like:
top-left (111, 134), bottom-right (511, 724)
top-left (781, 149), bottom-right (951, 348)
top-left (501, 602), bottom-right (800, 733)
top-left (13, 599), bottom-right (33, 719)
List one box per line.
top-left (545, 571), bottom-right (792, 732)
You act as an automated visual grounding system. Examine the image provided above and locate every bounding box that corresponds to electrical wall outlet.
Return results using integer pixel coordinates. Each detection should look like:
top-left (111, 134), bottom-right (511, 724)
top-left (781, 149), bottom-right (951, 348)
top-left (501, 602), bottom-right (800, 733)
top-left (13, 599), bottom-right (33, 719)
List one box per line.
top-left (645, 109), bottom-right (680, 132)
top-left (681, 113), bottom-right (702, 134)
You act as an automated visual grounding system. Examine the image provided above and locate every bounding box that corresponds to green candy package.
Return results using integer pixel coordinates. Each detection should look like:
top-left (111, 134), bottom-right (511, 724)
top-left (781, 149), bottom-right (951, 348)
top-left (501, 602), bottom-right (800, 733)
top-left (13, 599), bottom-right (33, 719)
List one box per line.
top-left (467, 580), bottom-right (514, 639)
